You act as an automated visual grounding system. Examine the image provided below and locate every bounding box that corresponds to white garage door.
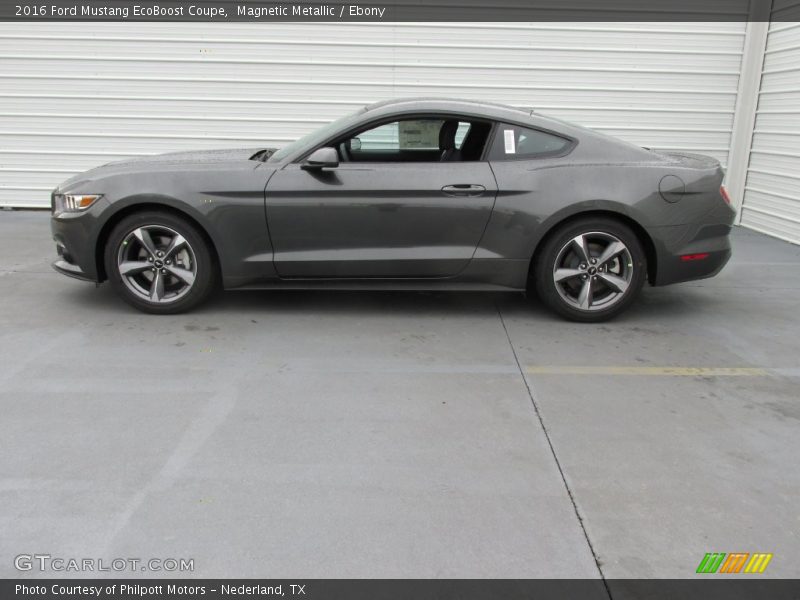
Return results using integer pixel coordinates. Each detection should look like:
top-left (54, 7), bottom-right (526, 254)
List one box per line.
top-left (739, 20), bottom-right (800, 244)
top-left (0, 22), bottom-right (746, 208)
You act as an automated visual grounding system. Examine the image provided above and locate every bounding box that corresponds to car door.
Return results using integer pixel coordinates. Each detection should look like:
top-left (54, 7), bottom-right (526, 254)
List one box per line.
top-left (264, 119), bottom-right (498, 279)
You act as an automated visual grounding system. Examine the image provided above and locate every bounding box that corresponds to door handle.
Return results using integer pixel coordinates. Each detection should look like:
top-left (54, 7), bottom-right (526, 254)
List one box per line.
top-left (441, 184), bottom-right (486, 197)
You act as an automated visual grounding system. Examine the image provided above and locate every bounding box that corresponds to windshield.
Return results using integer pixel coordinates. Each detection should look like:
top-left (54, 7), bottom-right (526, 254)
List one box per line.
top-left (267, 108), bottom-right (366, 163)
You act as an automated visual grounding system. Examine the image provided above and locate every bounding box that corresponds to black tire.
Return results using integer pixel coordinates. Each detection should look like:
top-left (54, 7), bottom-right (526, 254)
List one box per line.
top-left (533, 217), bottom-right (646, 322)
top-left (104, 210), bottom-right (217, 314)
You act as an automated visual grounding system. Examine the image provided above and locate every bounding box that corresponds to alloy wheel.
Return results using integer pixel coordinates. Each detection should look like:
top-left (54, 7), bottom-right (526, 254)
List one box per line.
top-left (552, 231), bottom-right (633, 312)
top-left (116, 225), bottom-right (197, 304)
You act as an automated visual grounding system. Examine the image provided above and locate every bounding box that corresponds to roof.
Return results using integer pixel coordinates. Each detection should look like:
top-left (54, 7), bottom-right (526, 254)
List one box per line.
top-left (363, 97), bottom-right (536, 122)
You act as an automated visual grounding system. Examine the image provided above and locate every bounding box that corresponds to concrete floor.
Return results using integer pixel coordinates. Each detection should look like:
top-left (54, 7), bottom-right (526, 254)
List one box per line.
top-left (0, 210), bottom-right (798, 579)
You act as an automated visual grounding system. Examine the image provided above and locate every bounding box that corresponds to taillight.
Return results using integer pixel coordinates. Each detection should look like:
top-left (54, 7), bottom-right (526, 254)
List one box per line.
top-left (720, 185), bottom-right (732, 205)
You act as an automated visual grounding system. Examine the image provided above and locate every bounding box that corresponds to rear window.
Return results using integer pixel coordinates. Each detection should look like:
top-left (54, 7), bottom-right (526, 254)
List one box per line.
top-left (488, 124), bottom-right (572, 160)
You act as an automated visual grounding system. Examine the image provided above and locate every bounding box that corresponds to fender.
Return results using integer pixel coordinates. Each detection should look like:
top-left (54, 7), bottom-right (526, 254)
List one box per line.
top-left (92, 194), bottom-right (225, 282)
top-left (528, 198), bottom-right (653, 259)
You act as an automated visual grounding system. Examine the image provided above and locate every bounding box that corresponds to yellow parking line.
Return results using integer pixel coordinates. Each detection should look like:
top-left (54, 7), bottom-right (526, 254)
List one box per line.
top-left (525, 366), bottom-right (769, 376)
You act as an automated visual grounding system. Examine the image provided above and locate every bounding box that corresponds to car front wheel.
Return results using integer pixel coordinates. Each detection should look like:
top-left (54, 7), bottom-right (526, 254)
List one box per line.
top-left (534, 217), bottom-right (646, 322)
top-left (104, 210), bottom-right (217, 314)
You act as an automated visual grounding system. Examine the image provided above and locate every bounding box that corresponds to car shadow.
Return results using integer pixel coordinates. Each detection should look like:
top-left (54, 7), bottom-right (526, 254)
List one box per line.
top-left (59, 277), bottom-right (729, 325)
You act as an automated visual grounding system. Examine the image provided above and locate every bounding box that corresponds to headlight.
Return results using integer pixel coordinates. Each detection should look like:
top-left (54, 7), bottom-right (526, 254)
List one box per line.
top-left (53, 194), bottom-right (102, 214)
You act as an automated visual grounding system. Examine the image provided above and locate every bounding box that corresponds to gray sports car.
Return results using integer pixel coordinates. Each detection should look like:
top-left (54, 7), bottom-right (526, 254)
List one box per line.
top-left (51, 98), bottom-right (735, 322)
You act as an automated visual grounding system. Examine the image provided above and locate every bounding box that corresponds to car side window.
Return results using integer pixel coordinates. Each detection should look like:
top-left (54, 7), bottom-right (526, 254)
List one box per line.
top-left (354, 119), bottom-right (460, 152)
top-left (487, 123), bottom-right (572, 160)
top-left (355, 121), bottom-right (401, 151)
top-left (338, 117), bottom-right (490, 163)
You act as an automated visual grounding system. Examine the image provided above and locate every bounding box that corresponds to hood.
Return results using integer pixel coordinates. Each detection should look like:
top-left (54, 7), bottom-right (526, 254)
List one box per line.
top-left (104, 147), bottom-right (268, 166)
top-left (56, 147), bottom-right (272, 191)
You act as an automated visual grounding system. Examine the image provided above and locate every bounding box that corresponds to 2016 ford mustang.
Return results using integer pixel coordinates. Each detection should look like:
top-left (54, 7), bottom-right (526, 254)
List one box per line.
top-left (50, 98), bottom-right (735, 322)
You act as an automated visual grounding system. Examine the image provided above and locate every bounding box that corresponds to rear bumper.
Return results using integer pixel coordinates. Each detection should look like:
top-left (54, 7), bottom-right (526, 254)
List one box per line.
top-left (655, 247), bottom-right (731, 286)
top-left (652, 221), bottom-right (734, 286)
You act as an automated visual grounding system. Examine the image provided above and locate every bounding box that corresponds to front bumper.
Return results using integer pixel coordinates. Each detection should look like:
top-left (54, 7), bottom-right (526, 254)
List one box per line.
top-left (50, 196), bottom-right (109, 283)
top-left (52, 258), bottom-right (94, 282)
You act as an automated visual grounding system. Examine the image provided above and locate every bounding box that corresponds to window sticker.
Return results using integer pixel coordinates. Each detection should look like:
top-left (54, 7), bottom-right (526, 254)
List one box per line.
top-left (503, 129), bottom-right (516, 154)
top-left (399, 120), bottom-right (441, 150)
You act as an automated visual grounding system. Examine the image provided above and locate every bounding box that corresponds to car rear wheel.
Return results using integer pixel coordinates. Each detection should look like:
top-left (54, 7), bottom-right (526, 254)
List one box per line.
top-left (104, 210), bottom-right (217, 314)
top-left (534, 217), bottom-right (646, 322)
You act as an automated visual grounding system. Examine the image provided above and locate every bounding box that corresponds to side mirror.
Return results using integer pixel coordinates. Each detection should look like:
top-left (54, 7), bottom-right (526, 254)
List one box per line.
top-left (350, 137), bottom-right (362, 151)
top-left (302, 147), bottom-right (339, 170)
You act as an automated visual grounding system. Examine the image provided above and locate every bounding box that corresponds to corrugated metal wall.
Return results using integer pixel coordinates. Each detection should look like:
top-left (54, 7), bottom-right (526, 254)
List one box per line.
top-left (0, 22), bottom-right (746, 208)
top-left (739, 20), bottom-right (800, 244)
